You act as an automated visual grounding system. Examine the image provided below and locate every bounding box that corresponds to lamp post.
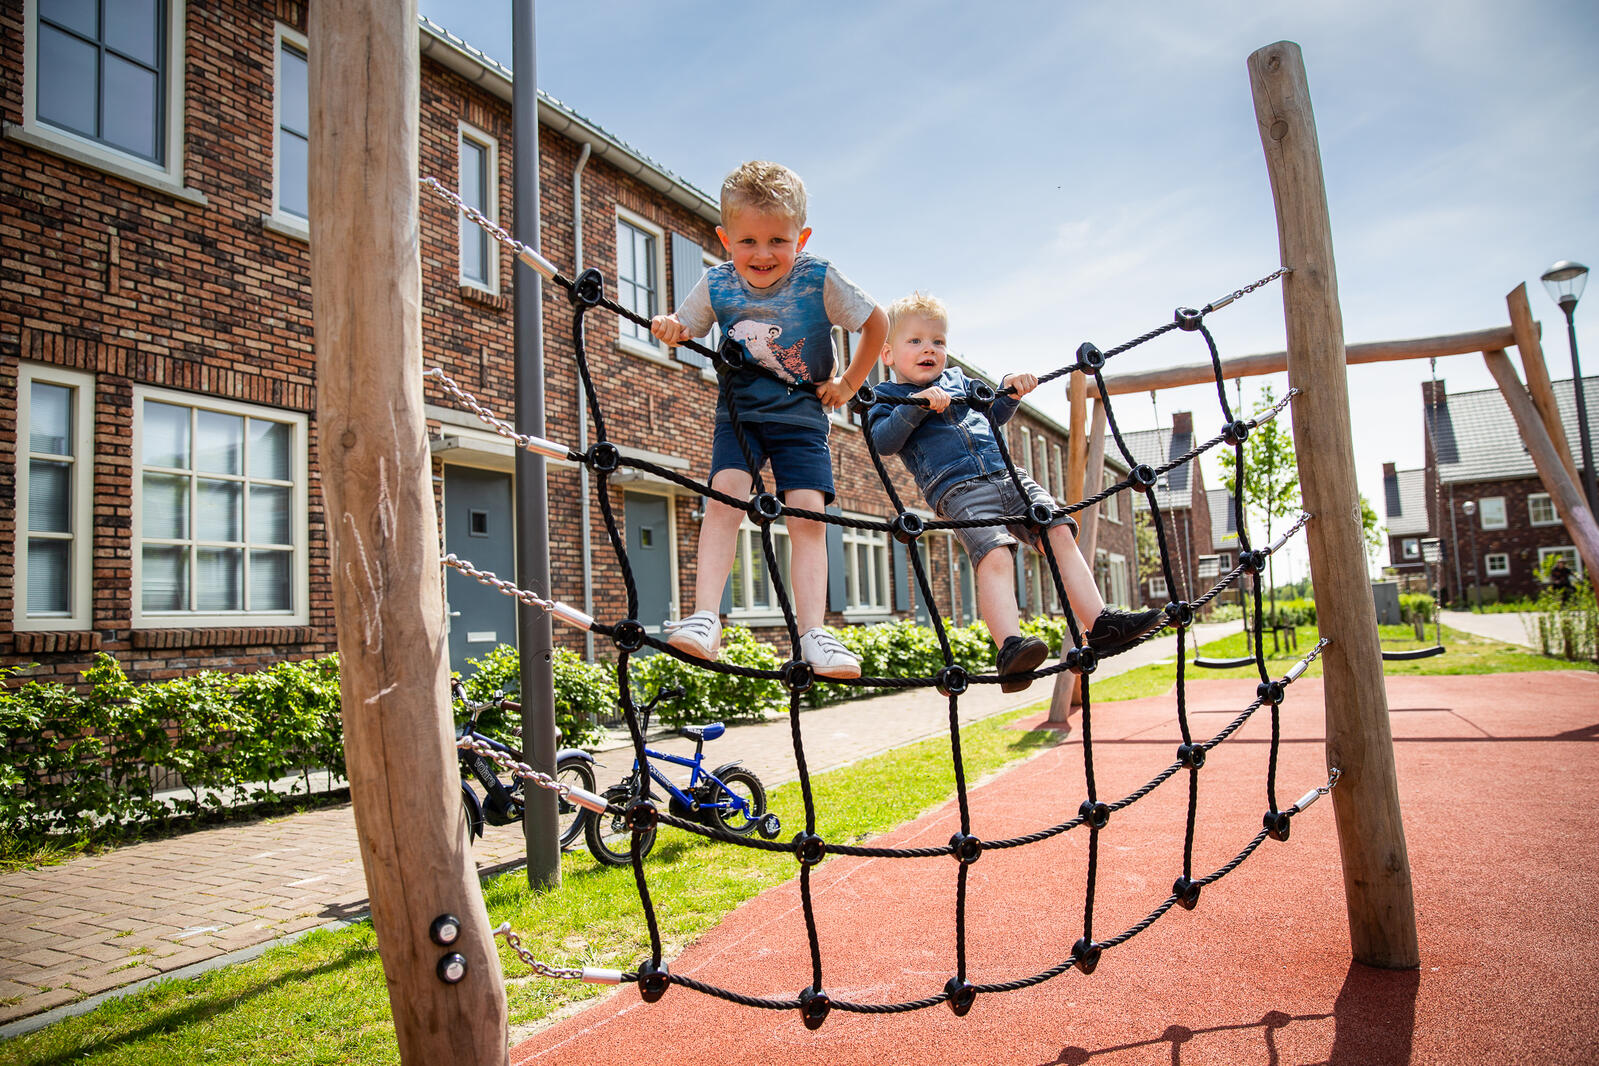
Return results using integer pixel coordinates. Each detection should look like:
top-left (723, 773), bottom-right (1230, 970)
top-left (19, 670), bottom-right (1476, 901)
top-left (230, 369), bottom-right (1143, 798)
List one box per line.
top-left (1541, 260), bottom-right (1596, 514)
top-left (1461, 499), bottom-right (1480, 611)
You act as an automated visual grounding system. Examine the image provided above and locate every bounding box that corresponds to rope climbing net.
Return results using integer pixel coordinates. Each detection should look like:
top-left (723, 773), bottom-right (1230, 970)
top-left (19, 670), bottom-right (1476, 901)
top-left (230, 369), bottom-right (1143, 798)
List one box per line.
top-left (425, 176), bottom-right (1340, 1026)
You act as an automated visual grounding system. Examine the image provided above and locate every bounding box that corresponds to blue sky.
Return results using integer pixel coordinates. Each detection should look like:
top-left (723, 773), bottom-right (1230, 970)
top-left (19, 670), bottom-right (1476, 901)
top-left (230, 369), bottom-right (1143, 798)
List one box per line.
top-left (419, 0), bottom-right (1599, 579)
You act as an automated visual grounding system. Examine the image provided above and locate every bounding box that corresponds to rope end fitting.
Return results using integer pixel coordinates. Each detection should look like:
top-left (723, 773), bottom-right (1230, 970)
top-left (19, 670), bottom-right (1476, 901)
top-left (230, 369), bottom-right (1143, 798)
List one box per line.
top-left (799, 986), bottom-right (832, 1030)
top-left (945, 977), bottom-right (977, 1016)
top-left (1174, 307), bottom-right (1205, 332)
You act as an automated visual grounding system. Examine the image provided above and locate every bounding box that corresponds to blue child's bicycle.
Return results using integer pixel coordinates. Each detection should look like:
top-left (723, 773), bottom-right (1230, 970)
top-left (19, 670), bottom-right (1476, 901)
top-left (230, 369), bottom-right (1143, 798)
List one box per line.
top-left (586, 684), bottom-right (782, 866)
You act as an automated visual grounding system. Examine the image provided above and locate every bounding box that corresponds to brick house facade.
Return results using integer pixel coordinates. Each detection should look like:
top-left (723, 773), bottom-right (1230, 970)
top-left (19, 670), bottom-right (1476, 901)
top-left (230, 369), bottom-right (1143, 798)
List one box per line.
top-left (2, 6), bottom-right (1116, 685)
top-left (1380, 462), bottom-right (1432, 592)
top-left (1124, 412), bottom-right (1214, 608)
top-left (1422, 378), bottom-right (1595, 603)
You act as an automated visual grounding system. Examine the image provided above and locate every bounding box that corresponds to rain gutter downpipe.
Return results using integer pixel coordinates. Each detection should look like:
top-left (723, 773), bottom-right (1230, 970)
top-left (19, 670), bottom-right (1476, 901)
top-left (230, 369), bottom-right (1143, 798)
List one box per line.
top-left (573, 142), bottom-right (594, 659)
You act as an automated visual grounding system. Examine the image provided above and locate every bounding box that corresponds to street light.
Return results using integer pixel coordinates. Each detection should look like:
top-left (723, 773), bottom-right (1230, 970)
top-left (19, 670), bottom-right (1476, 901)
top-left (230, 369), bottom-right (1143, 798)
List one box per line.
top-left (1461, 499), bottom-right (1480, 611)
top-left (1540, 260), bottom-right (1596, 513)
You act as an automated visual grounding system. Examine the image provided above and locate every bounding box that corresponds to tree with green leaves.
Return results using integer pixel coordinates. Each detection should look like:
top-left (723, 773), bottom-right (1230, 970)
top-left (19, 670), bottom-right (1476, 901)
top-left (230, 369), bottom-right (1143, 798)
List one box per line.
top-left (1218, 384), bottom-right (1301, 627)
top-left (1359, 493), bottom-right (1383, 574)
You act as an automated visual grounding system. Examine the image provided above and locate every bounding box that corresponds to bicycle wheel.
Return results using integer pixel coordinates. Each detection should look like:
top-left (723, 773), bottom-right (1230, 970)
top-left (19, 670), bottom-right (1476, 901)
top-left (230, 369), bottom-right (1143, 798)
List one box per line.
top-left (707, 766), bottom-right (767, 836)
top-left (554, 756), bottom-right (596, 849)
top-left (585, 784), bottom-right (657, 866)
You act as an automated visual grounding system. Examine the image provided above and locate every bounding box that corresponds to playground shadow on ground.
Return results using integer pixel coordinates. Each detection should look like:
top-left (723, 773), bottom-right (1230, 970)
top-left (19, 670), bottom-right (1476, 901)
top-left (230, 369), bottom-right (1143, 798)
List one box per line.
top-left (1034, 963), bottom-right (1419, 1065)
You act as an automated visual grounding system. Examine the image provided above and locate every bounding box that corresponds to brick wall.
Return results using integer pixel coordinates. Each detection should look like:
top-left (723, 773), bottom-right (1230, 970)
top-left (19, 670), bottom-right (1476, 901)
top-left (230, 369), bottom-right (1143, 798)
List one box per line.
top-left (1435, 477), bottom-right (1574, 602)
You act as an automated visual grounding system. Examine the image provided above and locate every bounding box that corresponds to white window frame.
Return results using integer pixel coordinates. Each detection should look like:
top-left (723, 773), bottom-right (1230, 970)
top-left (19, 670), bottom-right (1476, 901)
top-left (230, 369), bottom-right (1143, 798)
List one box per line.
top-left (1539, 546), bottom-right (1581, 576)
top-left (457, 122), bottom-right (500, 294)
top-left (1401, 537), bottom-right (1421, 560)
top-left (697, 250), bottom-right (724, 383)
top-left (1477, 496), bottom-right (1507, 530)
top-left (727, 518), bottom-right (792, 626)
top-left (264, 23), bottom-right (310, 240)
top-left (841, 517), bottom-right (891, 618)
top-left (828, 326), bottom-right (852, 429)
top-left (15, 364), bottom-right (96, 631)
top-left (12, 0), bottom-right (200, 203)
top-left (1484, 552), bottom-right (1510, 578)
top-left (1528, 493), bottom-right (1559, 527)
top-left (1102, 468), bottom-right (1121, 523)
top-left (1019, 428), bottom-right (1033, 487)
top-left (615, 206), bottom-right (668, 363)
top-left (1148, 575), bottom-right (1169, 601)
top-left (1108, 553), bottom-right (1129, 608)
top-left (131, 387), bottom-right (309, 628)
top-left (1052, 443), bottom-right (1064, 503)
top-left (1196, 554), bottom-right (1221, 579)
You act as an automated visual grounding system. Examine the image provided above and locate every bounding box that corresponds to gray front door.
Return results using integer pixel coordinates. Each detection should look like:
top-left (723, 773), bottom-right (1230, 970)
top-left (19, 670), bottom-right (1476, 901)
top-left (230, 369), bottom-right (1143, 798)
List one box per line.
top-left (444, 466), bottom-right (516, 677)
top-left (624, 492), bottom-right (673, 634)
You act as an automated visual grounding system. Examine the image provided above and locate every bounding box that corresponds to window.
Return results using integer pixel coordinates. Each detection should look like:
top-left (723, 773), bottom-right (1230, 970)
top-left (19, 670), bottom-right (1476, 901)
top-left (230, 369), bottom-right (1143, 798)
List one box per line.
top-left (1528, 493), bottom-right (1559, 527)
top-left (1053, 443), bottom-right (1064, 502)
top-left (458, 124), bottom-right (498, 291)
top-left (18, 0), bottom-right (192, 196)
top-left (1033, 434), bottom-right (1049, 496)
top-left (1539, 546), bottom-right (1581, 576)
top-left (1402, 537), bottom-right (1420, 560)
top-left (1107, 553), bottom-right (1129, 608)
top-left (1197, 554), bottom-right (1221, 580)
top-left (1484, 553), bottom-right (1510, 578)
top-left (1102, 468), bottom-right (1120, 523)
top-left (728, 520), bottom-right (791, 618)
top-left (1019, 428), bottom-right (1032, 486)
top-left (841, 520), bottom-right (890, 613)
top-left (1476, 496), bottom-right (1507, 530)
top-left (16, 364), bottom-right (95, 630)
top-left (616, 209), bottom-right (666, 358)
top-left (272, 25), bottom-right (309, 225)
top-left (133, 389), bottom-right (308, 626)
top-left (829, 326), bottom-right (852, 427)
top-left (1148, 575), bottom-right (1168, 601)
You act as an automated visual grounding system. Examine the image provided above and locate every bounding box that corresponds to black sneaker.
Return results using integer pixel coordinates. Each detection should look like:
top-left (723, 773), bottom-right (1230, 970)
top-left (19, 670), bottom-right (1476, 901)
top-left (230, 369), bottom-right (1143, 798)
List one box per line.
top-left (996, 635), bottom-right (1050, 693)
top-left (1084, 607), bottom-right (1165, 658)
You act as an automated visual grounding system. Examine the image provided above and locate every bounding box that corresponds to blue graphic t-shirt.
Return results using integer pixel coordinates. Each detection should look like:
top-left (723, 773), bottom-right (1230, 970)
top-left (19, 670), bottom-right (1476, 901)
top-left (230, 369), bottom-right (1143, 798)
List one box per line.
top-left (676, 252), bottom-right (875, 430)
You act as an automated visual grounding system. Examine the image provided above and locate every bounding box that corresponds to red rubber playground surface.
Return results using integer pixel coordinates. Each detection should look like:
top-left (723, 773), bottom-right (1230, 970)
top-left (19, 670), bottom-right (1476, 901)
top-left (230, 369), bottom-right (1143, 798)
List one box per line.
top-left (512, 671), bottom-right (1599, 1066)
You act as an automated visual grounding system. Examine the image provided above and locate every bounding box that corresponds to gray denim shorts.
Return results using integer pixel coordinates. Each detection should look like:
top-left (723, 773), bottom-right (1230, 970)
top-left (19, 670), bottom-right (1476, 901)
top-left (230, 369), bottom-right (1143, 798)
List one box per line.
top-left (935, 470), bottom-right (1078, 567)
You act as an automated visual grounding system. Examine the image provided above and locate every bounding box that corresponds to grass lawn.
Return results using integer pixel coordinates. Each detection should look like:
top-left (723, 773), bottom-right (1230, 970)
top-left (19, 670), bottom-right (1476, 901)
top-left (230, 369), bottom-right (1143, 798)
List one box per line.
top-left (1, 622), bottom-right (1580, 1065)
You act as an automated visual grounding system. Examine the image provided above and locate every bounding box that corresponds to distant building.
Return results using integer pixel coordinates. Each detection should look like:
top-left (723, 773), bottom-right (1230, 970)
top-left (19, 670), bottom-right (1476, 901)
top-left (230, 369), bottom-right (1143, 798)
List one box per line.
top-left (1122, 412), bottom-right (1213, 607)
top-left (1381, 463), bottom-right (1432, 591)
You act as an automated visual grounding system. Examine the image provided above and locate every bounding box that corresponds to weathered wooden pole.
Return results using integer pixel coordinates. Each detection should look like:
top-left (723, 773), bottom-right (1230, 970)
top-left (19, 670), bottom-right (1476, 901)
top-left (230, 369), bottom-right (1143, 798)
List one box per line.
top-left (1249, 41), bottom-right (1419, 969)
top-left (1050, 398), bottom-right (1106, 719)
top-left (1483, 349), bottom-right (1599, 579)
top-left (309, 1), bottom-right (510, 1059)
top-left (1507, 284), bottom-right (1580, 487)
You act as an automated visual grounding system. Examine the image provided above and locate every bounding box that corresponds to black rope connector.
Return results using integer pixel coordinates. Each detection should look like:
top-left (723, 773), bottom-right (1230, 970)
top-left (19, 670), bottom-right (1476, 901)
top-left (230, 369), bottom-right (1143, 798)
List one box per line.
top-left (1079, 799), bottom-right (1111, 830)
top-left (714, 336), bottom-right (746, 372)
top-left (936, 664), bottom-right (970, 697)
top-left (586, 441), bottom-right (621, 474)
top-left (1061, 646), bottom-right (1081, 673)
top-left (1165, 600), bottom-right (1193, 629)
top-left (891, 511), bottom-right (925, 543)
top-left (611, 619), bottom-right (646, 652)
top-left (1073, 937), bottom-right (1102, 975)
top-left (1174, 306), bottom-right (1204, 332)
top-left (1222, 419), bottom-right (1250, 446)
top-left (780, 659), bottom-right (814, 694)
top-left (944, 976), bottom-right (977, 1017)
top-left (568, 267), bottom-right (604, 307)
top-left (1027, 501), bottom-right (1056, 529)
top-left (625, 799), bottom-right (658, 832)
top-left (1257, 680), bottom-right (1286, 705)
top-left (799, 986), bottom-right (832, 1030)
top-left (751, 491), bottom-right (783, 525)
top-left (1177, 742), bottom-right (1206, 769)
top-left (1241, 549), bottom-right (1267, 574)
top-left (1264, 809), bottom-right (1292, 842)
top-left (1074, 646), bottom-right (1098, 676)
top-left (949, 832), bottom-right (983, 865)
top-left (966, 381), bottom-right (996, 411)
top-left (1076, 341), bottom-right (1106, 371)
top-left (1132, 464), bottom-right (1158, 488)
top-left (1173, 875), bottom-right (1201, 910)
top-left (638, 959), bottom-right (670, 1003)
top-left (794, 832), bottom-right (826, 866)
top-left (852, 383), bottom-right (877, 411)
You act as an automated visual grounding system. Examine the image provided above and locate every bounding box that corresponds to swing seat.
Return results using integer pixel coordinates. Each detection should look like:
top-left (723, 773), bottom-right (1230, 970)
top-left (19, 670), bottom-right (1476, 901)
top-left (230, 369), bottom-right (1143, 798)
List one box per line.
top-left (1380, 645), bottom-right (1446, 661)
top-left (1194, 655), bottom-right (1257, 669)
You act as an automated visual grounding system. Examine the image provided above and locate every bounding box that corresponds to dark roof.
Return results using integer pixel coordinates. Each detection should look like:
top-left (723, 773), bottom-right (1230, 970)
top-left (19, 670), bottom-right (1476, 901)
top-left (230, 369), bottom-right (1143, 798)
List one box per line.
top-left (1207, 488), bottom-right (1240, 546)
top-left (1430, 377), bottom-right (1599, 485)
top-left (1383, 467), bottom-right (1430, 536)
top-left (1122, 426), bottom-right (1193, 510)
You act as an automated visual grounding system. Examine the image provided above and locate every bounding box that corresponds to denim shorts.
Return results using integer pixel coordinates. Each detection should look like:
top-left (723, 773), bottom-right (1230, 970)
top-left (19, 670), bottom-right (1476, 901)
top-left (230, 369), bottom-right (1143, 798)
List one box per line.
top-left (935, 470), bottom-right (1078, 567)
top-left (710, 418), bottom-right (835, 504)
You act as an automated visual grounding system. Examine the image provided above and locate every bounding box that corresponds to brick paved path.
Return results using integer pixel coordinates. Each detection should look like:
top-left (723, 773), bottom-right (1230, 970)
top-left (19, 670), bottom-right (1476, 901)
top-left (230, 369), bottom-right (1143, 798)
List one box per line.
top-left (0, 622), bottom-right (1235, 1031)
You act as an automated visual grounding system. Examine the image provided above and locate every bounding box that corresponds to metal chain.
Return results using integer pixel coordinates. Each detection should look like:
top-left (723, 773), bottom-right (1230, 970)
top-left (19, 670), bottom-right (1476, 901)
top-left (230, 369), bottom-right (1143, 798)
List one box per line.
top-left (1205, 267), bottom-right (1292, 312)
top-left (420, 177), bottom-right (564, 284)
top-left (1250, 385), bottom-right (1298, 426)
top-left (493, 923), bottom-right (591, 981)
top-left (456, 733), bottom-right (567, 796)
top-left (425, 367), bottom-right (576, 461)
top-left (441, 553), bottom-right (595, 630)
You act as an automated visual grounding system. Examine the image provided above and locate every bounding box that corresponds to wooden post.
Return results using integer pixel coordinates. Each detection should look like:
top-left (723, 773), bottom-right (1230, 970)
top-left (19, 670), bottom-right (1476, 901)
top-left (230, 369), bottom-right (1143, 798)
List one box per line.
top-left (1483, 349), bottom-right (1599, 579)
top-left (1506, 284), bottom-right (1580, 487)
top-left (309, 1), bottom-right (510, 1059)
top-left (1049, 395), bottom-right (1105, 720)
top-left (1250, 41), bottom-right (1419, 969)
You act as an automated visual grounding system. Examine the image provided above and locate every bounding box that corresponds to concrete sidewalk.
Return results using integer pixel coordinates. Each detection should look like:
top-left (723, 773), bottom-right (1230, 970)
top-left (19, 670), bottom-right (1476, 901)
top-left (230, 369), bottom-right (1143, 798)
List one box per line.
top-left (0, 621), bottom-right (1238, 1034)
top-left (1438, 608), bottom-right (1539, 649)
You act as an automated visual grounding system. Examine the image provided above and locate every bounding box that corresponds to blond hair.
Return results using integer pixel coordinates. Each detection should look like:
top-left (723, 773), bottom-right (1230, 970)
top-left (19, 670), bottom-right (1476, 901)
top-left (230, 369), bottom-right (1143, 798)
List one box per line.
top-left (720, 161), bottom-right (807, 226)
top-left (886, 291), bottom-right (949, 339)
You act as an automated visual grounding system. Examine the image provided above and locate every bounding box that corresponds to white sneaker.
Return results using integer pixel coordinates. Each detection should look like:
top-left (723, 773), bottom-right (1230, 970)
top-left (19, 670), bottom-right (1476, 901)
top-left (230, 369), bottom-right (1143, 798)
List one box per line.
top-left (799, 627), bottom-right (861, 679)
top-left (664, 610), bottom-right (721, 660)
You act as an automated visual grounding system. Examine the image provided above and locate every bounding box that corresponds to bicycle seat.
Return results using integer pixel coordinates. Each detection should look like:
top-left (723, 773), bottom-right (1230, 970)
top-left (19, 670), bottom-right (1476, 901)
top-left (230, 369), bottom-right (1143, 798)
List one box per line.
top-left (678, 723), bottom-right (725, 743)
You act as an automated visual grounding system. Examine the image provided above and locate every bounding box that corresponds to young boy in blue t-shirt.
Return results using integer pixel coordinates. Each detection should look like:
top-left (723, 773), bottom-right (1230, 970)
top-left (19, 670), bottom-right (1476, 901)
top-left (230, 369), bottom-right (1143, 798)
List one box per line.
top-left (651, 161), bottom-right (888, 678)
top-left (867, 293), bottom-right (1162, 691)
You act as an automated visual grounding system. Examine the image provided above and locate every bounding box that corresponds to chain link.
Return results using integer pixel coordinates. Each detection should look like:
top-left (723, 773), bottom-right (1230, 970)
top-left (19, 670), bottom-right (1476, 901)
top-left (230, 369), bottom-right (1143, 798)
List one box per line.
top-left (1206, 267), bottom-right (1292, 312)
top-left (420, 177), bottom-right (564, 284)
top-left (493, 923), bottom-right (590, 981)
top-left (1249, 385), bottom-right (1298, 427)
top-left (441, 553), bottom-right (595, 630)
top-left (456, 734), bottom-right (567, 796)
top-left (425, 367), bottom-right (575, 461)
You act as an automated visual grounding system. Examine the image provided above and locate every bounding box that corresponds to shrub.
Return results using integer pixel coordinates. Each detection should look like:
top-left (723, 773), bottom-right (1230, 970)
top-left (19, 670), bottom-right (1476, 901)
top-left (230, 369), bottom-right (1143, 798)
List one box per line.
top-left (629, 626), bottom-right (787, 728)
top-left (457, 644), bottom-right (611, 748)
top-left (1398, 593), bottom-right (1436, 625)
